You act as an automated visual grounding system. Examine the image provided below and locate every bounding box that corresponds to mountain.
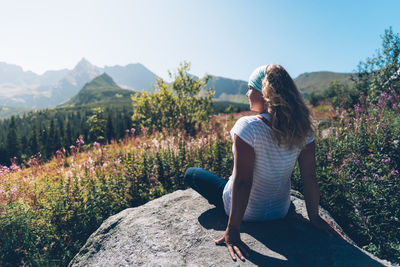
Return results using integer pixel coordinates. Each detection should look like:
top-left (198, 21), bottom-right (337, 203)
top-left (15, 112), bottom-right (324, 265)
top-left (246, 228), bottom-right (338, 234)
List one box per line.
top-left (207, 76), bottom-right (248, 97)
top-left (0, 105), bottom-right (32, 119)
top-left (104, 63), bottom-right (157, 91)
top-left (0, 62), bottom-right (40, 98)
top-left (0, 58), bottom-right (355, 113)
top-left (63, 73), bottom-right (134, 106)
top-left (49, 58), bottom-right (103, 106)
top-left (0, 59), bottom-right (158, 110)
top-left (294, 71), bottom-right (354, 97)
top-left (38, 69), bottom-right (69, 87)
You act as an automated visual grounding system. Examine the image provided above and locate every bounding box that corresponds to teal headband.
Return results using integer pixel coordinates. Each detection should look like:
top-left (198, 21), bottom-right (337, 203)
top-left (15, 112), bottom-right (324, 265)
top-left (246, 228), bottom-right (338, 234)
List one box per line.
top-left (248, 65), bottom-right (268, 92)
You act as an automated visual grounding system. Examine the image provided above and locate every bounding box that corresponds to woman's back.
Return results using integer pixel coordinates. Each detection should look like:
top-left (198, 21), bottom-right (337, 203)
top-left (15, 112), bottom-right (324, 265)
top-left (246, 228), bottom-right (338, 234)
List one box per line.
top-left (223, 113), bottom-right (314, 222)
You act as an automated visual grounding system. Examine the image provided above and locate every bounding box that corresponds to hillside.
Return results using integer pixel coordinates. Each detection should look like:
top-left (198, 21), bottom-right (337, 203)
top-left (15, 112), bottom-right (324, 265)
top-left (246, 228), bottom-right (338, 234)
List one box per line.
top-left (62, 73), bottom-right (134, 107)
top-left (0, 106), bottom-right (32, 119)
top-left (294, 71), bottom-right (354, 97)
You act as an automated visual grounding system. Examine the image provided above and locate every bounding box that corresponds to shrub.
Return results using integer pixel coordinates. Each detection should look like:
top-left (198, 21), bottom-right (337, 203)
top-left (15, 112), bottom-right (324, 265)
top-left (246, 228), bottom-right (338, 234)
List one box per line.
top-left (131, 62), bottom-right (214, 136)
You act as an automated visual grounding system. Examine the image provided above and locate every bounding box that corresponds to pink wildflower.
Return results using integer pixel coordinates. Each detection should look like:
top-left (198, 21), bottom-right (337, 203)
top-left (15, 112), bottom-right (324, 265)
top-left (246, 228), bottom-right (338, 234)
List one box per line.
top-left (76, 136), bottom-right (85, 145)
top-left (10, 186), bottom-right (18, 200)
top-left (391, 169), bottom-right (399, 176)
top-left (354, 104), bottom-right (361, 114)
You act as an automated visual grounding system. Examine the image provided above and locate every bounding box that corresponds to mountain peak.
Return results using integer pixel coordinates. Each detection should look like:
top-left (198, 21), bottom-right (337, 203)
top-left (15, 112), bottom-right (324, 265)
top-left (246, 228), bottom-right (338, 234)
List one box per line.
top-left (73, 58), bottom-right (96, 72)
top-left (90, 73), bottom-right (116, 86)
top-left (62, 73), bottom-right (132, 107)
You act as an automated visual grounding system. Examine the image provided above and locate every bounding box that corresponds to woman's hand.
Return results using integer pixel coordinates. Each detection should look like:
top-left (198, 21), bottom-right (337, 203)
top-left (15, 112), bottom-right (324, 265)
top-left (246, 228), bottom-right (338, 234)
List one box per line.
top-left (215, 228), bottom-right (250, 261)
top-left (310, 215), bottom-right (347, 241)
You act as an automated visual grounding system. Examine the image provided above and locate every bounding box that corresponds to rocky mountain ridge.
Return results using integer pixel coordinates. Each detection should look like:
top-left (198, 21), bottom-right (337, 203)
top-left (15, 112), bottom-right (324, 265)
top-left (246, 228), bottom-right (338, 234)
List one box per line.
top-left (0, 58), bottom-right (157, 108)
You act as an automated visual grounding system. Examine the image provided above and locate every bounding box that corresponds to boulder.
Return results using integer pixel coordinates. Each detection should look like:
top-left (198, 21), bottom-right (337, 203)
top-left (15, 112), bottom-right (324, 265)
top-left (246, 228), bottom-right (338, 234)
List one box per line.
top-left (69, 189), bottom-right (395, 266)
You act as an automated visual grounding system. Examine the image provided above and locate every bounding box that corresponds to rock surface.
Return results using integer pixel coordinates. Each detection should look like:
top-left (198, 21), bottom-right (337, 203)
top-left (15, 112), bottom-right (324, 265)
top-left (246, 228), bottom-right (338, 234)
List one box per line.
top-left (69, 189), bottom-right (394, 267)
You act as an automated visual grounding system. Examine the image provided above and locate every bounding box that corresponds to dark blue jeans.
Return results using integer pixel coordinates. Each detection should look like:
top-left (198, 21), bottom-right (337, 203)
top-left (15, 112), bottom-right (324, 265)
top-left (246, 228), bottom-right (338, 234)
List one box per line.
top-left (184, 167), bottom-right (228, 211)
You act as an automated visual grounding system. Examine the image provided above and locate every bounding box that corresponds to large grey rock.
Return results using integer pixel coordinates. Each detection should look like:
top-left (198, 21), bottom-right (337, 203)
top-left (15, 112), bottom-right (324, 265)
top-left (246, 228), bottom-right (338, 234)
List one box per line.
top-left (69, 189), bottom-right (395, 267)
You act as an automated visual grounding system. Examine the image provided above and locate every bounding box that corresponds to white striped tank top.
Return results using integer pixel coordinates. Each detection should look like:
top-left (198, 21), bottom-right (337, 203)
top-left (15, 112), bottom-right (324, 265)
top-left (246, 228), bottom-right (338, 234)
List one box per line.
top-left (222, 113), bottom-right (315, 222)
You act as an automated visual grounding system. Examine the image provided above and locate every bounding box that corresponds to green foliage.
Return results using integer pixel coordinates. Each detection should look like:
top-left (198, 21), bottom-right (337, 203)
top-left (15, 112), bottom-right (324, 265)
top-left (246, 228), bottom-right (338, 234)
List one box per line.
top-left (212, 101), bottom-right (249, 114)
top-left (354, 27), bottom-right (400, 102)
top-left (308, 81), bottom-right (359, 109)
top-left (87, 107), bottom-right (106, 143)
top-left (131, 62), bottom-right (214, 135)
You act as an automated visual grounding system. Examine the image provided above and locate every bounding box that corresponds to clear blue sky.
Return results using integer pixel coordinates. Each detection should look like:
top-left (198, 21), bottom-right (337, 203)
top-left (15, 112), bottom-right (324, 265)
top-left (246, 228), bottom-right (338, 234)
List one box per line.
top-left (0, 0), bottom-right (399, 80)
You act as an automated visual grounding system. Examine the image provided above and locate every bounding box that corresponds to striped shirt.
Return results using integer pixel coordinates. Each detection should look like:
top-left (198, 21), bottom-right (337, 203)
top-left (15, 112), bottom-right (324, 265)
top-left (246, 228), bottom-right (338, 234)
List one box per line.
top-left (222, 113), bottom-right (315, 222)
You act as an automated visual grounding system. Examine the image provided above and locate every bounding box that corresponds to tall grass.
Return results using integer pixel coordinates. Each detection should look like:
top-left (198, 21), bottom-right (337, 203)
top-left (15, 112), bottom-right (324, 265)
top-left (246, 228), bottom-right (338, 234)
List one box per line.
top-left (0, 115), bottom-right (236, 266)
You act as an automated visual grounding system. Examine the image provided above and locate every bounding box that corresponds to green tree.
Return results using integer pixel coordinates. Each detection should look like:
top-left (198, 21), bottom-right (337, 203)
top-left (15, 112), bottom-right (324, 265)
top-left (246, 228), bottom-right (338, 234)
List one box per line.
top-left (6, 116), bottom-right (20, 160)
top-left (106, 113), bottom-right (114, 142)
top-left (29, 123), bottom-right (39, 155)
top-left (354, 27), bottom-right (400, 101)
top-left (87, 107), bottom-right (106, 143)
top-left (131, 62), bottom-right (214, 135)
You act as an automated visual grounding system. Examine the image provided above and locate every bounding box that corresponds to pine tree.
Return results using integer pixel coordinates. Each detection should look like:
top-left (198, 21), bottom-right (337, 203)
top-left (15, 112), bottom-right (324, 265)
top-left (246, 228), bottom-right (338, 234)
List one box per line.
top-left (29, 123), bottom-right (39, 155)
top-left (6, 116), bottom-right (20, 160)
top-left (106, 113), bottom-right (114, 142)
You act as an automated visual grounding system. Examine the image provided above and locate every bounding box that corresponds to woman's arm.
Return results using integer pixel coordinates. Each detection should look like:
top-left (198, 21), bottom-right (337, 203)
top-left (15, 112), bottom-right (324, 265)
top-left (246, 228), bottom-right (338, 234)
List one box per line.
top-left (227, 134), bottom-right (255, 230)
top-left (215, 134), bottom-right (254, 261)
top-left (298, 141), bottom-right (345, 238)
top-left (298, 141), bottom-right (320, 220)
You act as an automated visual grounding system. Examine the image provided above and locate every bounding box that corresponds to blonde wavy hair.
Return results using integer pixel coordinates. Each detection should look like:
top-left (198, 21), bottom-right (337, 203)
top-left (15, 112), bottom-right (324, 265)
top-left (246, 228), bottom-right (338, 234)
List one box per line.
top-left (262, 64), bottom-right (313, 148)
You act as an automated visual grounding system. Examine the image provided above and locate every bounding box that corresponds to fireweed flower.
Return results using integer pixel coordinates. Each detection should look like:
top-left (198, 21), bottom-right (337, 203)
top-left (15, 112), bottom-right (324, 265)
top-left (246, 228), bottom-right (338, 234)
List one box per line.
top-left (365, 117), bottom-right (376, 122)
top-left (10, 164), bottom-right (21, 172)
top-left (76, 136), bottom-right (84, 145)
top-left (354, 104), bottom-right (361, 116)
top-left (2, 166), bottom-right (9, 173)
top-left (391, 169), bottom-right (399, 176)
top-left (93, 142), bottom-right (100, 149)
top-left (9, 186), bottom-right (18, 200)
top-left (381, 158), bottom-right (391, 163)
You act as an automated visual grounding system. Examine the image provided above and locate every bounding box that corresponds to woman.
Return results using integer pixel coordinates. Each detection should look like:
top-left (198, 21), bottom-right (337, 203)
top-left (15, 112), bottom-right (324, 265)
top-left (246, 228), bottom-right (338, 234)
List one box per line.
top-left (184, 64), bottom-right (337, 262)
